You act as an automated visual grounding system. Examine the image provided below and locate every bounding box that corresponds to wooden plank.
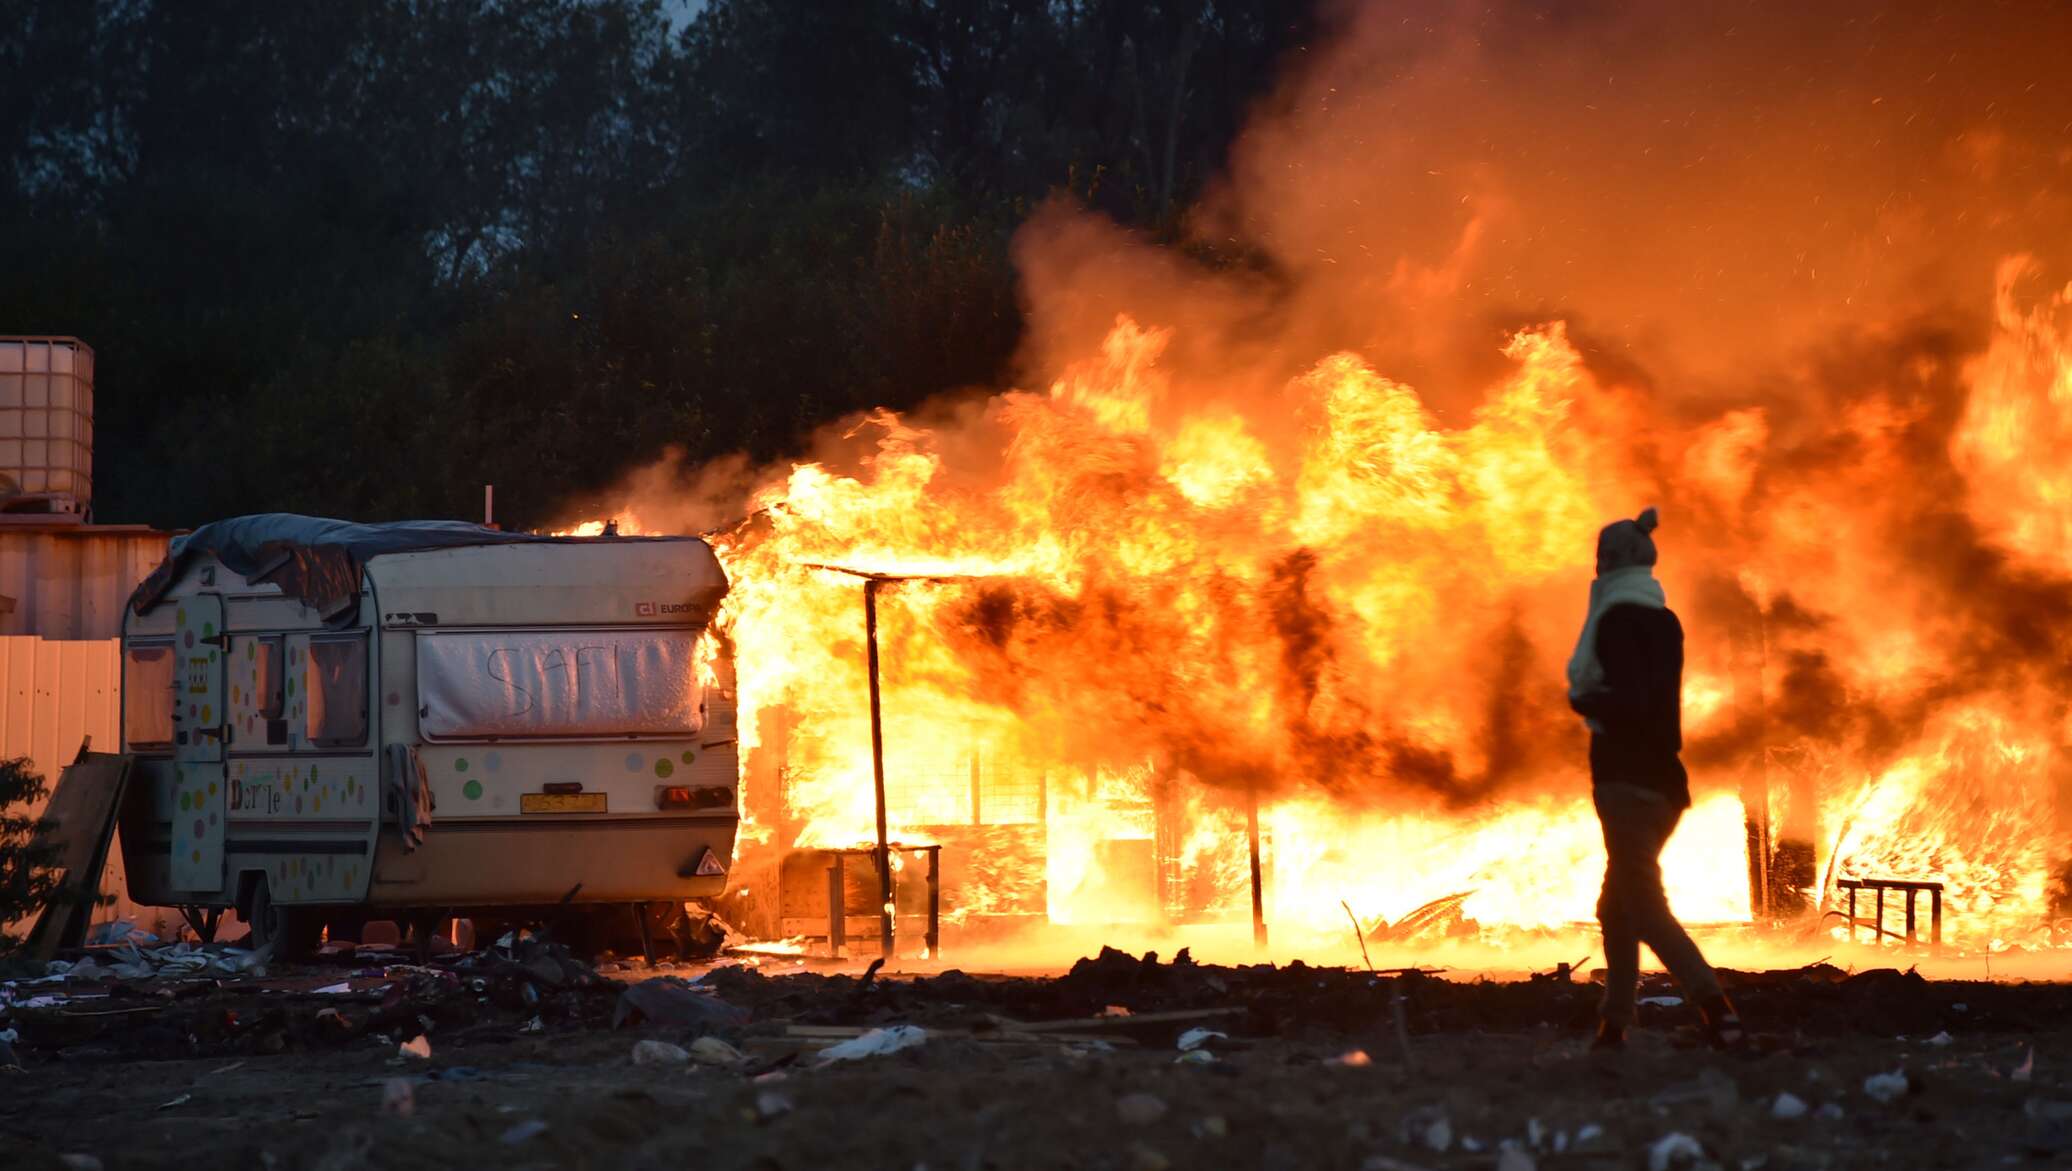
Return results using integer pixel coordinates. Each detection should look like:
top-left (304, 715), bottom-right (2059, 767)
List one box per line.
top-left (1013, 1006), bottom-right (1247, 1034)
top-left (24, 751), bottom-right (132, 960)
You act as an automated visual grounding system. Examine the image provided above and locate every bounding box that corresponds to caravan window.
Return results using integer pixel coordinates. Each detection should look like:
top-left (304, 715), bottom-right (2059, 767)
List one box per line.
top-left (305, 635), bottom-right (368, 746)
top-left (253, 637), bottom-right (284, 720)
top-left (416, 630), bottom-right (703, 739)
top-left (124, 644), bottom-right (176, 749)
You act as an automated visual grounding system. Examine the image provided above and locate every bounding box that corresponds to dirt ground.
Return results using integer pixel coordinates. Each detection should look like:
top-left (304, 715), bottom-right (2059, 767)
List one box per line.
top-left (5, 947), bottom-right (2071, 1170)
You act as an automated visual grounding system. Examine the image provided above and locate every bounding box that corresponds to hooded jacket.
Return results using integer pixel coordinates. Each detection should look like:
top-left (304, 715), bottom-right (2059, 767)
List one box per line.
top-left (1567, 508), bottom-right (1690, 807)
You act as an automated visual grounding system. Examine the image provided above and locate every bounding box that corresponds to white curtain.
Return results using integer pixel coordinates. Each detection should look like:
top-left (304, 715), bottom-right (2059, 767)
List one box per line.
top-left (307, 636), bottom-right (368, 744)
top-left (417, 630), bottom-right (703, 739)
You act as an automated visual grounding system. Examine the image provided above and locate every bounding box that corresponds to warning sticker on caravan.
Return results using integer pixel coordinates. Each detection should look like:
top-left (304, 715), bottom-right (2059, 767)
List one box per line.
top-left (520, 792), bottom-right (608, 814)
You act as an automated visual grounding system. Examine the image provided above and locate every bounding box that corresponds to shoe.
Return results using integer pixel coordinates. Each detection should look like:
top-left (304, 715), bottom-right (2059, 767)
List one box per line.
top-left (1698, 993), bottom-right (1747, 1051)
top-left (1590, 1020), bottom-right (1627, 1051)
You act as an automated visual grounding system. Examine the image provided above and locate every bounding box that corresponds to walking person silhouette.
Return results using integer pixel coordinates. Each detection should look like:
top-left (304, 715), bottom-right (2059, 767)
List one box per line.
top-left (1567, 507), bottom-right (1746, 1051)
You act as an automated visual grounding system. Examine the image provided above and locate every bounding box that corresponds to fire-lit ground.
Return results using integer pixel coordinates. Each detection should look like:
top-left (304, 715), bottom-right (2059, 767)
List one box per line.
top-left (12, 947), bottom-right (2072, 1171)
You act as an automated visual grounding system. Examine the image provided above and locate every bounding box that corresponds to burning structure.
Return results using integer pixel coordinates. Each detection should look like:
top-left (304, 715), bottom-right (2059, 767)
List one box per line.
top-left (563, 1), bottom-right (2072, 964)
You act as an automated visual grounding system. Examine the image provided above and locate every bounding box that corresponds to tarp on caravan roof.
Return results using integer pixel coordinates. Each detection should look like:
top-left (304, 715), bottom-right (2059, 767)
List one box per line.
top-left (129, 513), bottom-right (718, 624)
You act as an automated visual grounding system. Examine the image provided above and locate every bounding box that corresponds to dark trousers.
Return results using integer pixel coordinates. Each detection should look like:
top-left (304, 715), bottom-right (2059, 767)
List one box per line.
top-left (1594, 783), bottom-right (1722, 1026)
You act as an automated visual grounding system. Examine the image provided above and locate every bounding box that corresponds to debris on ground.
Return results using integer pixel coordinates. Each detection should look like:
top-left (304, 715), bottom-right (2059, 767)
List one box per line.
top-left (613, 975), bottom-right (750, 1032)
top-left (1115, 1092), bottom-right (1168, 1125)
top-left (818, 1024), bottom-right (926, 1063)
top-left (688, 1036), bottom-right (746, 1066)
top-left (381, 1077), bottom-right (415, 1117)
top-left (1646, 1132), bottom-right (1706, 1171)
top-left (630, 1038), bottom-right (691, 1066)
top-left (4, 941), bottom-right (2072, 1169)
top-left (1862, 1068), bottom-right (1911, 1103)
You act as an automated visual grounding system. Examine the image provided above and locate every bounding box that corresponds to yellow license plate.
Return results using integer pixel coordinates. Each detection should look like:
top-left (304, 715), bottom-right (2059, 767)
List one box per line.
top-left (520, 792), bottom-right (608, 814)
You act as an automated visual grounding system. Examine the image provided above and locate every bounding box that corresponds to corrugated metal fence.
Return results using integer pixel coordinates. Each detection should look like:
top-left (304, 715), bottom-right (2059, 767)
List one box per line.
top-left (0, 636), bottom-right (143, 932)
top-left (0, 525), bottom-right (169, 640)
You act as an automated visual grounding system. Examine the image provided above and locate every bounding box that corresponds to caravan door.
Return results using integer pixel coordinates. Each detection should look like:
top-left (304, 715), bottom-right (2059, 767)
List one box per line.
top-left (170, 594), bottom-right (228, 892)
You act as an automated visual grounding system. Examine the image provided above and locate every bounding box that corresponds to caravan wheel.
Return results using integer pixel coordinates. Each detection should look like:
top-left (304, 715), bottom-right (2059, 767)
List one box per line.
top-left (246, 878), bottom-right (322, 961)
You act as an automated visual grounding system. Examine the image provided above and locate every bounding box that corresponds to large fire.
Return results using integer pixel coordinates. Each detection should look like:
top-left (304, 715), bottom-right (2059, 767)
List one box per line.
top-left (561, 3), bottom-right (2072, 969)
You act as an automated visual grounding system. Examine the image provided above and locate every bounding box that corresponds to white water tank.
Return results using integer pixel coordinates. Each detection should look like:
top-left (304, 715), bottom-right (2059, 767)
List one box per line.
top-left (0, 337), bottom-right (93, 516)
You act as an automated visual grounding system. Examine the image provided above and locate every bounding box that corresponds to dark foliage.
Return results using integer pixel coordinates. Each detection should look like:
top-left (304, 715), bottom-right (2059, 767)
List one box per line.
top-left (0, 757), bottom-right (61, 955)
top-left (0, 0), bottom-right (1317, 529)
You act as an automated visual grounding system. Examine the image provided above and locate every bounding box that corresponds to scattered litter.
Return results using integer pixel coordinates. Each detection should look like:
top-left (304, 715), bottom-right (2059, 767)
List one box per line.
top-left (1923, 1031), bottom-right (1953, 1047)
top-left (58, 1155), bottom-right (103, 1171)
top-left (398, 1035), bottom-right (432, 1060)
top-left (1101, 1005), bottom-right (1132, 1018)
top-left (631, 1039), bottom-right (691, 1067)
top-left (520, 1015), bottom-right (545, 1035)
top-left (819, 1025), bottom-right (926, 1063)
top-left (1116, 1093), bottom-right (1169, 1125)
top-left (1526, 1119), bottom-right (1546, 1149)
top-left (1176, 1028), bottom-right (1226, 1052)
top-left (1174, 1048), bottom-right (1216, 1065)
top-left (86, 918), bottom-right (154, 946)
top-left (312, 982), bottom-right (353, 995)
top-left (1639, 996), bottom-right (1685, 1008)
top-left (1361, 1157), bottom-right (1435, 1171)
top-left (1461, 1135), bottom-right (1485, 1152)
top-left (210, 1061), bottom-right (248, 1076)
top-left (1574, 1123), bottom-right (1606, 1149)
top-left (499, 1119), bottom-right (548, 1145)
top-left (429, 1066), bottom-right (482, 1082)
top-left (2014, 1047), bottom-right (2035, 1082)
top-left (1650, 1068), bottom-right (1739, 1113)
top-left (1815, 1103), bottom-right (1846, 1122)
top-left (1647, 1132), bottom-right (1705, 1171)
top-left (1129, 1143), bottom-right (1170, 1171)
top-left (157, 1094), bottom-right (191, 1110)
top-left (1191, 1116), bottom-right (1228, 1139)
top-left (1400, 1107), bottom-right (1453, 1153)
top-left (381, 1078), bottom-right (415, 1118)
top-left (1332, 1048), bottom-right (1373, 1067)
top-left (1772, 1092), bottom-right (1809, 1120)
top-left (1496, 1147), bottom-right (1536, 1171)
top-left (689, 1036), bottom-right (747, 1067)
top-left (754, 1090), bottom-right (794, 1120)
top-left (612, 977), bottom-right (749, 1032)
top-left (1862, 1069), bottom-right (1910, 1104)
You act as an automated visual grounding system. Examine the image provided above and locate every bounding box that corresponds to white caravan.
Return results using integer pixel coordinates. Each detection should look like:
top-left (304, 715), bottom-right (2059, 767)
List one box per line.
top-left (117, 515), bottom-right (738, 952)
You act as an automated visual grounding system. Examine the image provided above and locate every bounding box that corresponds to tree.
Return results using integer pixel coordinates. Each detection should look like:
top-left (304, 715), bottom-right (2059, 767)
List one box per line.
top-left (0, 757), bottom-right (64, 961)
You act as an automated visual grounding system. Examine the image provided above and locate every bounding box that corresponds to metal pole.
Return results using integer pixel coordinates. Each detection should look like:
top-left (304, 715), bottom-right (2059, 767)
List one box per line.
top-left (925, 845), bottom-right (941, 961)
top-left (864, 581), bottom-right (895, 960)
top-left (1246, 784), bottom-right (1267, 950)
top-left (483, 484), bottom-right (494, 527)
top-left (970, 746), bottom-right (982, 826)
top-left (828, 853), bottom-right (846, 959)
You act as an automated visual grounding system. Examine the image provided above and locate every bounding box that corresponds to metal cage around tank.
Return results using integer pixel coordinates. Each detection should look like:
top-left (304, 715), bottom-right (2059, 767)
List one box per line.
top-left (0, 337), bottom-right (94, 517)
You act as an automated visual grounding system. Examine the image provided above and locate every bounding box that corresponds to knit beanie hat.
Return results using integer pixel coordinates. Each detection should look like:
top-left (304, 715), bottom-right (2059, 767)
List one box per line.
top-left (1595, 507), bottom-right (1660, 575)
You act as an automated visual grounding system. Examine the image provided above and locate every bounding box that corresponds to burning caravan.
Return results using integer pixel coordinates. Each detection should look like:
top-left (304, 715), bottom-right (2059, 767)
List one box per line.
top-left (116, 514), bottom-right (738, 952)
